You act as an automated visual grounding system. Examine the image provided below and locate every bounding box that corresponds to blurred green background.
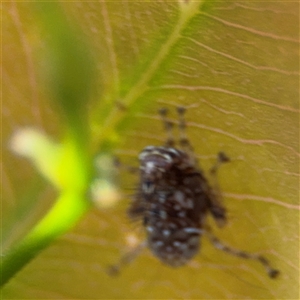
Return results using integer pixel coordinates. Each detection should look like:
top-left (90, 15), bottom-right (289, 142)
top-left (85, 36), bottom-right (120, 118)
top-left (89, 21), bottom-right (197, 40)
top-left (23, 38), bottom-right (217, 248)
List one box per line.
top-left (2, 1), bottom-right (299, 299)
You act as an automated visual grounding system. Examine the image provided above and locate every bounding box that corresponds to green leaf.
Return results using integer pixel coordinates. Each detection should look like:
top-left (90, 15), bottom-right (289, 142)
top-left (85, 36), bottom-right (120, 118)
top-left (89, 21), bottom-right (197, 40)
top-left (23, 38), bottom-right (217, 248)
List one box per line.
top-left (1, 2), bottom-right (95, 286)
top-left (2, 1), bottom-right (299, 299)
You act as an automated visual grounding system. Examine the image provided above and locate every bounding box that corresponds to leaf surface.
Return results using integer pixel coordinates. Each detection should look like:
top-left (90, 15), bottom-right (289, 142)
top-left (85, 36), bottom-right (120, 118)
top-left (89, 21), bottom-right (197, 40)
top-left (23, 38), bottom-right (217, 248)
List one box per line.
top-left (2, 1), bottom-right (299, 299)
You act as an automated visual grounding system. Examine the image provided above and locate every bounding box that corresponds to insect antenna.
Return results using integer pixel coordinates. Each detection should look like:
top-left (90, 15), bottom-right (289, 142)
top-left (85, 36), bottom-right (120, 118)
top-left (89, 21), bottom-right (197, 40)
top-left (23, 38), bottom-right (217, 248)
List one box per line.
top-left (177, 106), bottom-right (197, 165)
top-left (208, 152), bottom-right (230, 227)
top-left (159, 108), bottom-right (175, 147)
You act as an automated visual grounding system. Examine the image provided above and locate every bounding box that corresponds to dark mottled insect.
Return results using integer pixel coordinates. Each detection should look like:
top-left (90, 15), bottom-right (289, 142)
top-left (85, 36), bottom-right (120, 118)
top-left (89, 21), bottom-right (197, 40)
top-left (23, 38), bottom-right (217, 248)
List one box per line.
top-left (109, 107), bottom-right (279, 278)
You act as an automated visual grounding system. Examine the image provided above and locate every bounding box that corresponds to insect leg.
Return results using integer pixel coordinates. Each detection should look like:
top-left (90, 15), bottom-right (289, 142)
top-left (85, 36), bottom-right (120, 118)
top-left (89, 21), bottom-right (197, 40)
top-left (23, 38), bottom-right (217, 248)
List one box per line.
top-left (114, 156), bottom-right (139, 174)
top-left (205, 229), bottom-right (279, 279)
top-left (210, 151), bottom-right (230, 174)
top-left (127, 192), bottom-right (145, 220)
top-left (107, 241), bottom-right (147, 276)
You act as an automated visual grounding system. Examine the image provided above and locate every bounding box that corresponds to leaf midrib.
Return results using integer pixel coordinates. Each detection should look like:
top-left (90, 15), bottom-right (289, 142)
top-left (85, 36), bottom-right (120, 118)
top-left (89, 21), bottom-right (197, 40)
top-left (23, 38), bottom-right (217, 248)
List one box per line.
top-left (93, 1), bottom-right (203, 149)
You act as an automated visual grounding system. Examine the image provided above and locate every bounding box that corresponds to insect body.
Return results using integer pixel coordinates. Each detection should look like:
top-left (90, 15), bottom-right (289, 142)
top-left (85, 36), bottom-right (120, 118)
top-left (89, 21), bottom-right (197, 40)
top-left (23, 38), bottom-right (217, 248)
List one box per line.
top-left (110, 107), bottom-right (279, 278)
top-left (128, 107), bottom-right (228, 267)
top-left (130, 145), bottom-right (219, 267)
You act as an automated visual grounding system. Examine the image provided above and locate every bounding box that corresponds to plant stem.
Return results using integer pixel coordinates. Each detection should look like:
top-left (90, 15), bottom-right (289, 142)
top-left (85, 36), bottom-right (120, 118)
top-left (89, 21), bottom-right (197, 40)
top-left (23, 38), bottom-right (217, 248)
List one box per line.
top-left (0, 191), bottom-right (90, 287)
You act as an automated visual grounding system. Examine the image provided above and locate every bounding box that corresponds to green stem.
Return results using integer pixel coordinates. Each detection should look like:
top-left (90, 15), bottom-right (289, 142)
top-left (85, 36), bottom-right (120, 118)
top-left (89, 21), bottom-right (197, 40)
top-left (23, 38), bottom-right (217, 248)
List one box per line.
top-left (0, 191), bottom-right (91, 287)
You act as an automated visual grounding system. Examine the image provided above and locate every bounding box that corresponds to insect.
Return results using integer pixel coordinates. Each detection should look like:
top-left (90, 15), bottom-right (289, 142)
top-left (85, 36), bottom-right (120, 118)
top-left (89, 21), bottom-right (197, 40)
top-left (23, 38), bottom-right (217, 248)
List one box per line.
top-left (109, 107), bottom-right (279, 278)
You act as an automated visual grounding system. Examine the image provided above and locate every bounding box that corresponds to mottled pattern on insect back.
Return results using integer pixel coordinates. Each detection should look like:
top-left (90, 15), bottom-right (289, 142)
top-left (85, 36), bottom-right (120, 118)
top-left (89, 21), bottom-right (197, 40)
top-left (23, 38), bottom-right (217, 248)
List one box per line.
top-left (109, 107), bottom-right (279, 278)
top-left (129, 145), bottom-right (218, 266)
